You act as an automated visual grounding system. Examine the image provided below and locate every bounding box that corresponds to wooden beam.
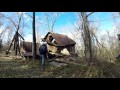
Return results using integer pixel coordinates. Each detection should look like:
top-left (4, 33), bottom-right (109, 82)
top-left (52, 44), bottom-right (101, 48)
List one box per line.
top-left (17, 36), bottom-right (21, 54)
top-left (15, 33), bottom-right (18, 55)
top-left (6, 13), bottom-right (23, 55)
top-left (32, 12), bottom-right (37, 60)
top-left (86, 12), bottom-right (94, 17)
top-left (18, 32), bottom-right (24, 40)
top-left (6, 33), bottom-right (16, 54)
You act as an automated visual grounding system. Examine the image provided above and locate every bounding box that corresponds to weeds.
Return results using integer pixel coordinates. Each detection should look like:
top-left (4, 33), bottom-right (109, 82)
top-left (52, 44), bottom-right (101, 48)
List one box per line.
top-left (0, 55), bottom-right (120, 78)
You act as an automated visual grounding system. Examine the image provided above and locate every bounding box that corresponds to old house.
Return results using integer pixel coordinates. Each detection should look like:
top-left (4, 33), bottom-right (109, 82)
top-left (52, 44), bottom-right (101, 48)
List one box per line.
top-left (19, 32), bottom-right (76, 58)
top-left (44, 32), bottom-right (76, 55)
top-left (20, 41), bottom-right (40, 57)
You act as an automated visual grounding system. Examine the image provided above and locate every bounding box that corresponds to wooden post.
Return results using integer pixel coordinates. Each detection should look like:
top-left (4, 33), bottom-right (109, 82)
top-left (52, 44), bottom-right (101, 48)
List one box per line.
top-left (15, 33), bottom-right (18, 55)
top-left (6, 31), bottom-right (24, 55)
top-left (17, 33), bottom-right (20, 55)
top-left (14, 40), bottom-right (15, 50)
top-left (32, 12), bottom-right (37, 61)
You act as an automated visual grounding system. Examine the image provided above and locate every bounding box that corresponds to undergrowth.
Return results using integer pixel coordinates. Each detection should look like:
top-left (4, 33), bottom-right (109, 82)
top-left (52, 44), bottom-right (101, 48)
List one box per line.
top-left (0, 55), bottom-right (120, 78)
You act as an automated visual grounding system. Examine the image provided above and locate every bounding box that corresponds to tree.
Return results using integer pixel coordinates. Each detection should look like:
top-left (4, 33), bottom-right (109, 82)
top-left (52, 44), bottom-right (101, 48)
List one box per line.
top-left (0, 13), bottom-right (7, 51)
top-left (43, 12), bottom-right (60, 32)
top-left (0, 12), bottom-right (24, 55)
top-left (32, 12), bottom-right (36, 60)
top-left (6, 13), bottom-right (23, 55)
top-left (80, 12), bottom-right (94, 64)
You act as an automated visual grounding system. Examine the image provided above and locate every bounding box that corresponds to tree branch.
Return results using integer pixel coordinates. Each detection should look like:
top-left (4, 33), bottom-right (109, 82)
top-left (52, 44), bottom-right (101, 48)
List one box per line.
top-left (25, 13), bottom-right (33, 18)
top-left (86, 12), bottom-right (94, 17)
top-left (51, 13), bottom-right (60, 32)
top-left (1, 14), bottom-right (17, 29)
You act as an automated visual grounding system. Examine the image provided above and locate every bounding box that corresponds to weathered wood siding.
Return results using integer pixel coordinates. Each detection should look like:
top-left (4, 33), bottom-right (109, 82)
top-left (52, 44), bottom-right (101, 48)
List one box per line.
top-left (47, 44), bottom-right (58, 53)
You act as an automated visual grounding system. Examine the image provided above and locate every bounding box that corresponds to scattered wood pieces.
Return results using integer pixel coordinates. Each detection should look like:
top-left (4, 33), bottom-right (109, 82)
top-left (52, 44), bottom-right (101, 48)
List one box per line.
top-left (49, 61), bottom-right (67, 67)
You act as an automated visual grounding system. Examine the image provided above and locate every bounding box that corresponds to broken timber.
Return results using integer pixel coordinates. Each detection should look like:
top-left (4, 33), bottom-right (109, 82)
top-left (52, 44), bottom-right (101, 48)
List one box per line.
top-left (6, 13), bottom-right (23, 55)
top-left (6, 31), bottom-right (24, 55)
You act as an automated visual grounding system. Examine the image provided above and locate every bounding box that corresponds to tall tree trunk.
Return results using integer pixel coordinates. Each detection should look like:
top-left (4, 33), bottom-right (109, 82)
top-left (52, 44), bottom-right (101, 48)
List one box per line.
top-left (32, 12), bottom-right (36, 60)
top-left (81, 12), bottom-right (93, 64)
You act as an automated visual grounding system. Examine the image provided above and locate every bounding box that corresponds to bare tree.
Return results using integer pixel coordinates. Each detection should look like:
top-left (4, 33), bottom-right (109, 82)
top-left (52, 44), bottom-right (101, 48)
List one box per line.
top-left (1, 12), bottom-right (24, 55)
top-left (0, 13), bottom-right (9, 51)
top-left (79, 12), bottom-right (94, 64)
top-left (43, 12), bottom-right (60, 32)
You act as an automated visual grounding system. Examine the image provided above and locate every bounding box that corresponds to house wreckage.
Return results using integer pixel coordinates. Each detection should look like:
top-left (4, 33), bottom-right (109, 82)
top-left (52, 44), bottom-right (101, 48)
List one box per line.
top-left (6, 32), bottom-right (76, 59)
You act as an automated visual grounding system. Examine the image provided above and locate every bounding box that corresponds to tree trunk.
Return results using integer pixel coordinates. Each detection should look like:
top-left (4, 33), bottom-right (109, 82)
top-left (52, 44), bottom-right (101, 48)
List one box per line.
top-left (81, 12), bottom-right (93, 64)
top-left (32, 12), bottom-right (36, 60)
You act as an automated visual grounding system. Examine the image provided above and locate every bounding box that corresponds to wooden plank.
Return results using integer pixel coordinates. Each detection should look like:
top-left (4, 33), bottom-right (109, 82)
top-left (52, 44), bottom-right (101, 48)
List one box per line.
top-left (53, 58), bottom-right (80, 66)
top-left (18, 32), bottom-right (24, 40)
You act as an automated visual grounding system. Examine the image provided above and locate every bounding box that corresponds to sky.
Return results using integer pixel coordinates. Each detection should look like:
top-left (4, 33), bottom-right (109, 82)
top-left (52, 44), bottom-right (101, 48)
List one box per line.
top-left (1, 12), bottom-right (120, 43)
top-left (23, 12), bottom-right (120, 42)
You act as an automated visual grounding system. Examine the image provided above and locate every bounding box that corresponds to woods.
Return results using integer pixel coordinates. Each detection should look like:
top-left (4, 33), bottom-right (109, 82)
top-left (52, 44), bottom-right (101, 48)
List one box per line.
top-left (0, 12), bottom-right (120, 78)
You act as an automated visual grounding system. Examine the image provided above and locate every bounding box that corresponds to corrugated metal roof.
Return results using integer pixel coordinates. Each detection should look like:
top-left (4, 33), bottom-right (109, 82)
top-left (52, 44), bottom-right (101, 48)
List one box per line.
top-left (45, 32), bottom-right (76, 46)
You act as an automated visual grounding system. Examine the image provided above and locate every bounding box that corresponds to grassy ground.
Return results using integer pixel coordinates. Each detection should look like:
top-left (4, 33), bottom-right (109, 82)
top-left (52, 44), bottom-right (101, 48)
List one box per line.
top-left (0, 53), bottom-right (120, 78)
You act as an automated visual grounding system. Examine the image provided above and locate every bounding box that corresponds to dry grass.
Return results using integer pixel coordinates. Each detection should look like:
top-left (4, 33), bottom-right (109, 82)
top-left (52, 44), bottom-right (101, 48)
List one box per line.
top-left (0, 53), bottom-right (120, 78)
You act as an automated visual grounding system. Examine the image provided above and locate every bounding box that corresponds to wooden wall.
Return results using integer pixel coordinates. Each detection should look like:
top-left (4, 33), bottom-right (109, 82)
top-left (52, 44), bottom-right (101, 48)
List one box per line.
top-left (47, 44), bottom-right (75, 55)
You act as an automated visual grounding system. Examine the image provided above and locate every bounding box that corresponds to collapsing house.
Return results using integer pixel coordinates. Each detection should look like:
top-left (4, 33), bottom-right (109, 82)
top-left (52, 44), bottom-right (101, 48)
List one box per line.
top-left (44, 32), bottom-right (76, 55)
top-left (19, 32), bottom-right (76, 58)
top-left (20, 41), bottom-right (40, 57)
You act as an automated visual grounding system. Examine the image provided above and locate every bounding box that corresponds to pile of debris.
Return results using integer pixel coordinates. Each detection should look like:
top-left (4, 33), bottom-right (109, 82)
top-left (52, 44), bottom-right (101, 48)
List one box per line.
top-left (48, 53), bottom-right (80, 67)
top-left (54, 55), bottom-right (76, 62)
top-left (49, 61), bottom-right (67, 67)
